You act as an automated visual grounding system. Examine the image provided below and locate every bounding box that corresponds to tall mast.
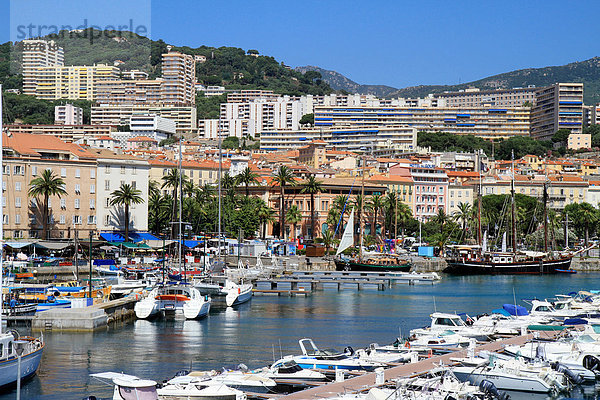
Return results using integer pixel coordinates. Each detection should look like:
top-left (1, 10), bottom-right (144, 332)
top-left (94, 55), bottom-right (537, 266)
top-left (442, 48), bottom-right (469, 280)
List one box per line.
top-left (178, 136), bottom-right (183, 272)
top-left (543, 177), bottom-right (549, 253)
top-left (0, 85), bottom-right (3, 334)
top-left (394, 189), bottom-right (398, 252)
top-left (510, 150), bottom-right (517, 253)
top-left (565, 213), bottom-right (569, 249)
top-left (358, 155), bottom-right (365, 260)
top-left (477, 172), bottom-right (482, 247)
top-left (217, 120), bottom-right (222, 261)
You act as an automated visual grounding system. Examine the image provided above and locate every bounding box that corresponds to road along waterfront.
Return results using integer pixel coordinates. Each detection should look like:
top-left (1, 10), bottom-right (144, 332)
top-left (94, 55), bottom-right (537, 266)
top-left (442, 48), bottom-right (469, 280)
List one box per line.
top-left (3, 272), bottom-right (600, 400)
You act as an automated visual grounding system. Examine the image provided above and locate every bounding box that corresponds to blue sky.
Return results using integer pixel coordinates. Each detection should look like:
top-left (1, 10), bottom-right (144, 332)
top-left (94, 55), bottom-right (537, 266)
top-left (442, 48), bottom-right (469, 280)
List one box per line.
top-left (1, 0), bottom-right (599, 89)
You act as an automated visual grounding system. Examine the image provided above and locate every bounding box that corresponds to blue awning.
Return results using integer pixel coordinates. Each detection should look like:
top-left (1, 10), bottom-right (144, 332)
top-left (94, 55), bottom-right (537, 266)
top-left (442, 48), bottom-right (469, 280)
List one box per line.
top-left (128, 232), bottom-right (160, 242)
top-left (183, 240), bottom-right (203, 248)
top-left (100, 232), bottom-right (125, 242)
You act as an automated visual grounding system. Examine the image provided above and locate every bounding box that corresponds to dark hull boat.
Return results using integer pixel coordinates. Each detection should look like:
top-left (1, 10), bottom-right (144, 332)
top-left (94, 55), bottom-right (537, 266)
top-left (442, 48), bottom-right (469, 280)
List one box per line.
top-left (335, 258), bottom-right (412, 272)
top-left (443, 256), bottom-right (572, 275)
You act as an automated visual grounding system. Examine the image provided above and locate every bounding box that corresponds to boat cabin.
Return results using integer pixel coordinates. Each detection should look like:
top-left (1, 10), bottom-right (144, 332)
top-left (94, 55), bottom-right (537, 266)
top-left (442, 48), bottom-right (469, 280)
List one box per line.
top-left (299, 338), bottom-right (347, 360)
top-left (430, 312), bottom-right (467, 330)
top-left (529, 300), bottom-right (557, 314)
top-left (0, 333), bottom-right (16, 360)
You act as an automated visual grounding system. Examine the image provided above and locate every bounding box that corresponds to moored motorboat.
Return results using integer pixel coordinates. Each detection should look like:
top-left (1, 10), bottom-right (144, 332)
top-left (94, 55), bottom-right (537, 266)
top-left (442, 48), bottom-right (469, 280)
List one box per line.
top-left (134, 284), bottom-right (211, 320)
top-left (286, 338), bottom-right (384, 371)
top-left (224, 280), bottom-right (253, 307)
top-left (0, 332), bottom-right (44, 391)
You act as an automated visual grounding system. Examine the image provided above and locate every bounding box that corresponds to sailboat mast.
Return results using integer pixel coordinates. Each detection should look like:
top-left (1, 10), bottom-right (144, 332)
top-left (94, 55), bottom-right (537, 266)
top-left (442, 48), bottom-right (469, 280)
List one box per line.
top-left (565, 213), bottom-right (569, 249)
top-left (358, 155), bottom-right (365, 260)
top-left (217, 121), bottom-right (222, 261)
top-left (0, 85), bottom-right (3, 334)
top-left (477, 172), bottom-right (482, 247)
top-left (511, 150), bottom-right (517, 253)
top-left (543, 179), bottom-right (549, 253)
top-left (178, 136), bottom-right (183, 272)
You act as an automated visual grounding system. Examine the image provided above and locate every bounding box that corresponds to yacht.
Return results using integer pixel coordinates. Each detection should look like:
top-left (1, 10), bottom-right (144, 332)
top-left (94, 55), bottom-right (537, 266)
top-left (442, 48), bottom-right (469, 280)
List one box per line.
top-left (285, 338), bottom-right (384, 371)
top-left (225, 280), bottom-right (253, 307)
top-left (91, 372), bottom-right (159, 400)
top-left (410, 312), bottom-right (494, 341)
top-left (166, 369), bottom-right (276, 393)
top-left (0, 331), bottom-right (44, 391)
top-left (134, 284), bottom-right (211, 320)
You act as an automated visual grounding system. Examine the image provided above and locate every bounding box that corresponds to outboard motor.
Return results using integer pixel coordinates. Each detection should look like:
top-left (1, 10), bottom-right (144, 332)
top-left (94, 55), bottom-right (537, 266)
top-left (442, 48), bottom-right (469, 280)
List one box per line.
top-left (173, 369), bottom-right (190, 377)
top-left (237, 363), bottom-right (249, 372)
top-left (554, 363), bottom-right (584, 385)
top-left (479, 379), bottom-right (510, 400)
top-left (583, 355), bottom-right (600, 372)
top-left (535, 345), bottom-right (546, 361)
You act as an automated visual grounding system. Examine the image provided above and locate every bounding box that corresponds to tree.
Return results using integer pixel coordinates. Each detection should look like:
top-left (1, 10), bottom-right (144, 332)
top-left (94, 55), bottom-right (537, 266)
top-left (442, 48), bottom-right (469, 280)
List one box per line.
top-left (432, 208), bottom-right (449, 235)
top-left (257, 202), bottom-right (276, 240)
top-left (322, 229), bottom-right (334, 255)
top-left (300, 175), bottom-right (323, 239)
top-left (271, 166), bottom-right (297, 239)
top-left (148, 191), bottom-right (172, 234)
top-left (286, 205), bottom-right (303, 240)
top-left (110, 183), bottom-right (144, 242)
top-left (330, 195), bottom-right (349, 238)
top-left (299, 113), bottom-right (314, 126)
top-left (28, 169), bottom-right (67, 239)
top-left (369, 194), bottom-right (385, 238)
top-left (552, 129), bottom-right (571, 145)
top-left (453, 202), bottom-right (472, 241)
top-left (161, 169), bottom-right (189, 236)
top-left (222, 136), bottom-right (240, 149)
top-left (236, 166), bottom-right (260, 198)
top-left (397, 202), bottom-right (413, 239)
top-left (247, 49), bottom-right (259, 55)
top-left (565, 202), bottom-right (598, 247)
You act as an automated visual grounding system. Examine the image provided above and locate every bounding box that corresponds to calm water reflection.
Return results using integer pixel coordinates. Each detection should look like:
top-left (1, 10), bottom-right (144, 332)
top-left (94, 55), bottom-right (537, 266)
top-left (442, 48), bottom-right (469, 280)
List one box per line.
top-left (3, 273), bottom-right (600, 399)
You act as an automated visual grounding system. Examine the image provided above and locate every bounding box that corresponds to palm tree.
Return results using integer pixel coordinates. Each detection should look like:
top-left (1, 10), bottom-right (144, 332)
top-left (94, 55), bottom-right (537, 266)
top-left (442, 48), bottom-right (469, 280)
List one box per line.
top-left (237, 167), bottom-right (260, 198)
top-left (257, 202), bottom-right (276, 240)
top-left (322, 229), bottom-right (335, 255)
top-left (286, 204), bottom-right (303, 240)
top-left (220, 172), bottom-right (237, 190)
top-left (453, 202), bottom-right (472, 241)
top-left (384, 192), bottom-right (398, 238)
top-left (28, 169), bottom-right (67, 239)
top-left (331, 195), bottom-right (349, 238)
top-left (300, 175), bottom-right (322, 240)
top-left (433, 208), bottom-right (449, 235)
top-left (161, 169), bottom-right (189, 235)
top-left (148, 191), bottom-right (172, 234)
top-left (579, 203), bottom-right (598, 247)
top-left (397, 202), bottom-right (412, 239)
top-left (110, 183), bottom-right (144, 242)
top-left (271, 166), bottom-right (297, 239)
top-left (369, 194), bottom-right (385, 239)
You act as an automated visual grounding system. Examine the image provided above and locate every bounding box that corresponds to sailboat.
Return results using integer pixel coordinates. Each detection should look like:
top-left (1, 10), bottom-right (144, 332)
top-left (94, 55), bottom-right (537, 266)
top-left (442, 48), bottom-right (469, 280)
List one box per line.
top-left (0, 85), bottom-right (45, 391)
top-left (444, 156), bottom-right (572, 275)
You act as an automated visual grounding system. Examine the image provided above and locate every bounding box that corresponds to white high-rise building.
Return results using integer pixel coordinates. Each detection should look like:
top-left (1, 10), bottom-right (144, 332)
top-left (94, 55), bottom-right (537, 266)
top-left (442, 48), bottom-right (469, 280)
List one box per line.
top-left (55, 104), bottom-right (84, 125)
top-left (22, 39), bottom-right (64, 96)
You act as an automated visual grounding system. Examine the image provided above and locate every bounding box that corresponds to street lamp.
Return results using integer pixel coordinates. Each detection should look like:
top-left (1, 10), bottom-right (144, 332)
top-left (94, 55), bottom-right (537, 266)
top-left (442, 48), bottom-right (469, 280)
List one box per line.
top-left (88, 231), bottom-right (94, 298)
top-left (14, 340), bottom-right (27, 400)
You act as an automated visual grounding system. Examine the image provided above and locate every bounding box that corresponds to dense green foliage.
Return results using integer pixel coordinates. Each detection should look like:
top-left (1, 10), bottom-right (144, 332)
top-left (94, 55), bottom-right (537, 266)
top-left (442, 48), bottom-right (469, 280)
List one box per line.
top-left (2, 93), bottom-right (93, 124)
top-left (584, 125), bottom-right (600, 148)
top-left (196, 94), bottom-right (227, 119)
top-left (299, 113), bottom-right (314, 126)
top-left (417, 131), bottom-right (552, 160)
top-left (222, 137), bottom-right (240, 149)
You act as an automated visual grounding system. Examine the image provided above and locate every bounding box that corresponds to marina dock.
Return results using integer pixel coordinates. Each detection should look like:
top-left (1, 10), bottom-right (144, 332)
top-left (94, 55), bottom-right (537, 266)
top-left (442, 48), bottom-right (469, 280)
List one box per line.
top-left (278, 331), bottom-right (558, 400)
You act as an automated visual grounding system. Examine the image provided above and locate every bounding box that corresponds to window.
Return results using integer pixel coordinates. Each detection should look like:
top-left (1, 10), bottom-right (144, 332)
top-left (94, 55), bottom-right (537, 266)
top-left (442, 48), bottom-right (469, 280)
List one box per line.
top-left (30, 215), bottom-right (36, 225)
top-left (88, 215), bottom-right (96, 224)
top-left (75, 169), bottom-right (80, 178)
top-left (90, 169), bottom-right (95, 179)
top-left (14, 230), bottom-right (22, 238)
top-left (105, 215), bottom-right (110, 225)
top-left (13, 165), bottom-right (24, 175)
top-left (75, 184), bottom-right (80, 193)
top-left (105, 165), bottom-right (110, 173)
top-left (132, 166), bottom-right (137, 175)
top-left (2, 181), bottom-right (6, 191)
top-left (59, 215), bottom-right (65, 224)
top-left (2, 215), bottom-right (8, 224)
top-left (61, 168), bottom-right (67, 177)
top-left (106, 198), bottom-right (110, 208)
top-left (15, 214), bottom-right (20, 224)
top-left (458, 191), bottom-right (462, 198)
top-left (15, 197), bottom-right (21, 208)
top-left (120, 180), bottom-right (125, 187)
top-left (32, 166), bottom-right (37, 176)
top-left (121, 166), bottom-right (126, 174)
top-left (131, 181), bottom-right (136, 190)
top-left (15, 182), bottom-right (21, 191)
top-left (73, 215), bottom-right (82, 225)
top-left (2, 165), bottom-right (8, 175)
top-left (90, 184), bottom-right (95, 194)
top-left (105, 180), bottom-right (110, 191)
top-left (89, 199), bottom-right (95, 209)
top-left (74, 199), bottom-right (80, 209)
top-left (60, 198), bottom-right (66, 209)
top-left (48, 198), bottom-right (52, 208)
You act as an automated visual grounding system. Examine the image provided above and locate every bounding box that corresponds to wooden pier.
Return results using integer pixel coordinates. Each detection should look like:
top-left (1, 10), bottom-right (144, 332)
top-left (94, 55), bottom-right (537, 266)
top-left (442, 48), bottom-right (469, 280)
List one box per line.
top-left (278, 331), bottom-right (558, 400)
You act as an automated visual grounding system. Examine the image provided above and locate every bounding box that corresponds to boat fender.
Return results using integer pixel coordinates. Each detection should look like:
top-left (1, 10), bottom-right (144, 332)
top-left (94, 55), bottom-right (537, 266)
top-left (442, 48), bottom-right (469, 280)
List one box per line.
top-left (404, 341), bottom-right (410, 349)
top-left (583, 355), bottom-right (600, 372)
top-left (238, 288), bottom-right (241, 294)
top-left (554, 363), bottom-right (583, 384)
top-left (344, 346), bottom-right (355, 356)
top-left (427, 349), bottom-right (432, 358)
top-left (205, 295), bottom-right (209, 301)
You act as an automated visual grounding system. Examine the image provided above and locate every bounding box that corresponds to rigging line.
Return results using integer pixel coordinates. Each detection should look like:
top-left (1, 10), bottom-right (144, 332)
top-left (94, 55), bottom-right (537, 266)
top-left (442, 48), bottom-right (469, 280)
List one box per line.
top-left (333, 175), bottom-right (357, 236)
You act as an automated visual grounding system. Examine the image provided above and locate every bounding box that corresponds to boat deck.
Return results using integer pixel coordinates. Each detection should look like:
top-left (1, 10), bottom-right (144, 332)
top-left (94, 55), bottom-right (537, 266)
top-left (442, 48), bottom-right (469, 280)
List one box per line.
top-left (278, 331), bottom-right (558, 400)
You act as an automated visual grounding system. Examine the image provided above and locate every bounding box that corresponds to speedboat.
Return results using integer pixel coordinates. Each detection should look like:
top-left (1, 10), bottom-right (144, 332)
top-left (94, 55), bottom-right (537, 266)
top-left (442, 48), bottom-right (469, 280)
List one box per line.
top-left (158, 380), bottom-right (245, 400)
top-left (224, 280), bottom-right (253, 307)
top-left (287, 338), bottom-right (384, 371)
top-left (471, 305), bottom-right (554, 336)
top-left (90, 372), bottom-right (159, 400)
top-left (410, 312), bottom-right (493, 341)
top-left (111, 269), bottom-right (160, 298)
top-left (134, 284), bottom-right (211, 320)
top-left (166, 369), bottom-right (276, 394)
top-left (252, 359), bottom-right (327, 383)
top-left (0, 331), bottom-right (44, 391)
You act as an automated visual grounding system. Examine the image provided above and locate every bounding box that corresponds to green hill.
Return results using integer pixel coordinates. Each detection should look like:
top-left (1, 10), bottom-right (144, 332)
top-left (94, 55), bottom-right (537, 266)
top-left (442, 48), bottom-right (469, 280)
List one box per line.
top-left (0, 29), bottom-right (333, 96)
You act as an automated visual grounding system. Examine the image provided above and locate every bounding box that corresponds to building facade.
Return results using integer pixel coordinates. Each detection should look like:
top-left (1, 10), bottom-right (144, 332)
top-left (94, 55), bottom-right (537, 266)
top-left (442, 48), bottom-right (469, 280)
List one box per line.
top-left (531, 83), bottom-right (584, 140)
top-left (161, 51), bottom-right (196, 105)
top-left (22, 39), bottom-right (64, 96)
top-left (55, 104), bottom-right (84, 125)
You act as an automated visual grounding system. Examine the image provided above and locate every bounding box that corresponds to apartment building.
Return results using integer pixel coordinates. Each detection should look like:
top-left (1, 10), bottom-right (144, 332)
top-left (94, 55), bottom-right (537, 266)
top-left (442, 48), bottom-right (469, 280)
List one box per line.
top-left (90, 104), bottom-right (197, 134)
top-left (313, 105), bottom-right (531, 139)
top-left (22, 39), bottom-right (64, 96)
top-left (90, 149), bottom-right (150, 234)
top-left (33, 64), bottom-right (120, 101)
top-left (260, 126), bottom-right (417, 153)
top-left (567, 133), bottom-right (591, 150)
top-left (55, 104), bottom-right (84, 125)
top-left (148, 159), bottom-right (226, 193)
top-left (6, 124), bottom-right (114, 143)
top-left (2, 132), bottom-right (97, 239)
top-left (368, 174), bottom-right (414, 213)
top-left (161, 51), bottom-right (196, 105)
top-left (531, 83), bottom-right (584, 140)
top-left (227, 90), bottom-right (280, 103)
top-left (96, 79), bottom-right (163, 104)
top-left (448, 182), bottom-right (474, 216)
top-left (435, 87), bottom-right (537, 108)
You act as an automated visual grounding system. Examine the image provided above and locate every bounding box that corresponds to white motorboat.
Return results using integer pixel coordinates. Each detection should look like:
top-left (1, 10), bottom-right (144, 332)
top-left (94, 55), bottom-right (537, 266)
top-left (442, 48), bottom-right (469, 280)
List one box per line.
top-left (410, 312), bottom-right (494, 341)
top-left (91, 372), bottom-right (159, 400)
top-left (167, 369), bottom-right (276, 394)
top-left (111, 270), bottom-right (160, 298)
top-left (452, 356), bottom-right (570, 393)
top-left (252, 359), bottom-right (327, 382)
top-left (158, 379), bottom-right (246, 400)
top-left (224, 280), bottom-right (253, 307)
top-left (134, 284), bottom-right (211, 320)
top-left (193, 279), bottom-right (228, 297)
top-left (0, 332), bottom-right (44, 391)
top-left (285, 338), bottom-right (385, 371)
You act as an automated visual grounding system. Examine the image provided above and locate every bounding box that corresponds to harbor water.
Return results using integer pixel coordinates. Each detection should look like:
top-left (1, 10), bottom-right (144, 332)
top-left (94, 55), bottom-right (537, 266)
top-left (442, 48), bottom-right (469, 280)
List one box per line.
top-left (4, 273), bottom-right (600, 400)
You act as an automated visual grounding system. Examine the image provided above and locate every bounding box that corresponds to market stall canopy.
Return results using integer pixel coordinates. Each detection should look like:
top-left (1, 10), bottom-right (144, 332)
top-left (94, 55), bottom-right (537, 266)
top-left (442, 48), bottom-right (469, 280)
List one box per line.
top-left (109, 241), bottom-right (152, 250)
top-left (100, 231), bottom-right (160, 243)
top-left (5, 241), bottom-right (34, 249)
top-left (100, 232), bottom-right (125, 242)
top-left (145, 239), bottom-right (175, 249)
top-left (178, 240), bottom-right (204, 248)
top-left (128, 232), bottom-right (160, 242)
top-left (34, 241), bottom-right (72, 250)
